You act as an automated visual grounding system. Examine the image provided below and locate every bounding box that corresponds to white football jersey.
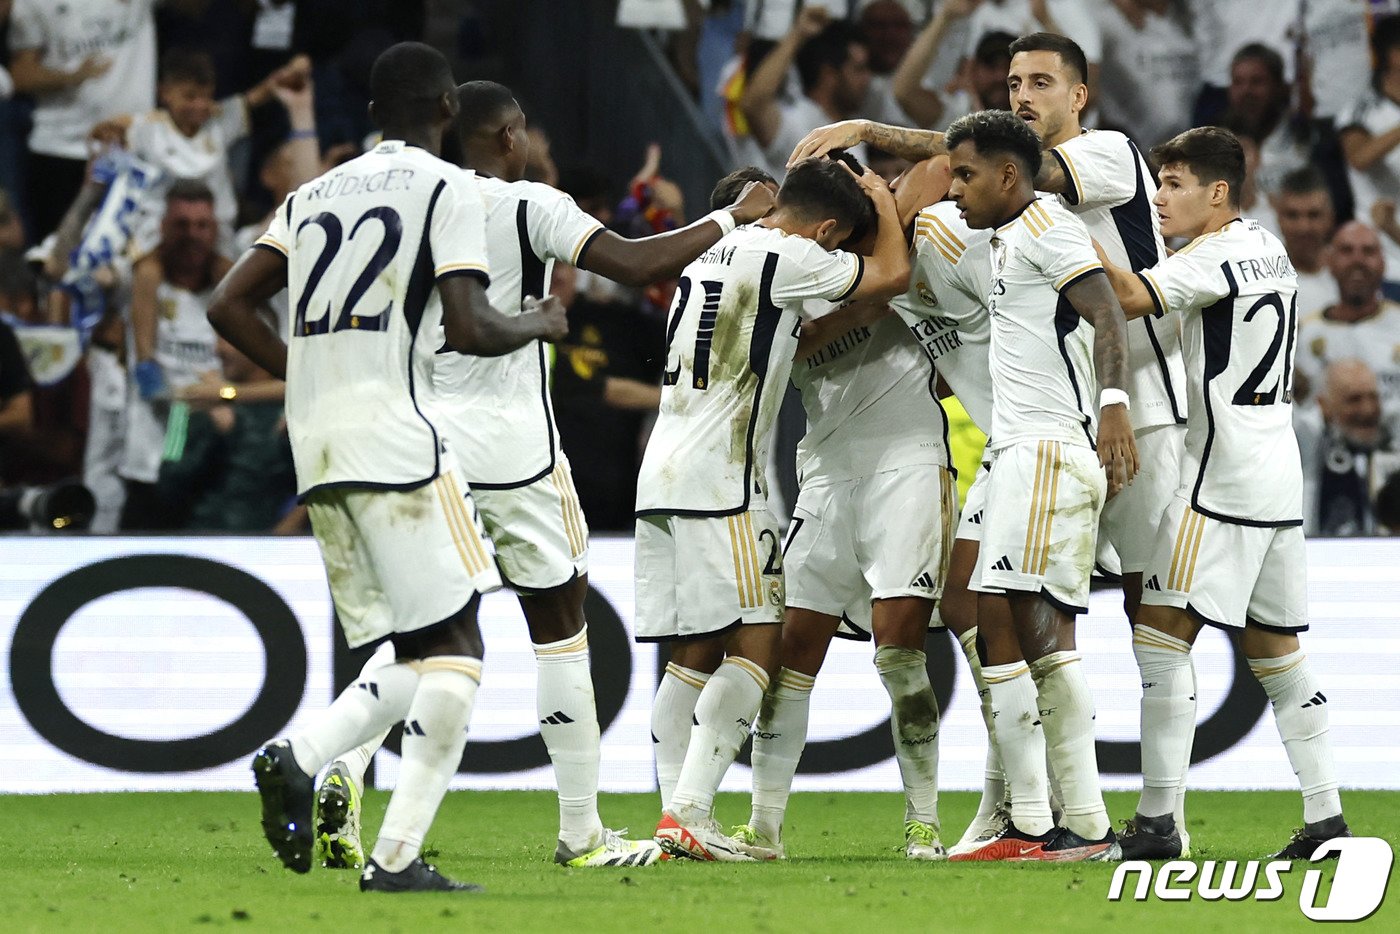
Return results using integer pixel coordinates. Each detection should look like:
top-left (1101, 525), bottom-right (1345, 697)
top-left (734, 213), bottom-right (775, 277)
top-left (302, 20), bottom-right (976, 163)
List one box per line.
top-left (427, 177), bottom-right (604, 488)
top-left (257, 141), bottom-right (491, 496)
top-left (150, 279), bottom-right (219, 388)
top-left (1049, 129), bottom-right (1189, 431)
top-left (894, 202), bottom-right (994, 435)
top-left (1138, 219), bottom-right (1303, 525)
top-left (636, 225), bottom-right (862, 515)
top-left (792, 308), bottom-right (948, 486)
top-left (1296, 302), bottom-right (1400, 418)
top-left (986, 199), bottom-right (1104, 452)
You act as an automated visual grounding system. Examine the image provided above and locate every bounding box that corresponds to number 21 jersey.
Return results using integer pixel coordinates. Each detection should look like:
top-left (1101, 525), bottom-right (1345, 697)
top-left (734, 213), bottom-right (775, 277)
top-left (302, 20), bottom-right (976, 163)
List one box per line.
top-left (1137, 219), bottom-right (1302, 526)
top-left (257, 141), bottom-right (491, 496)
top-left (636, 224), bottom-right (863, 516)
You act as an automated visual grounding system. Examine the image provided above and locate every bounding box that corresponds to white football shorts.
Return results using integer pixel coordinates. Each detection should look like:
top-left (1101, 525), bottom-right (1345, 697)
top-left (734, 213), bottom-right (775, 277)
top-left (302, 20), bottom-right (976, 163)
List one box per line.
top-left (473, 456), bottom-right (589, 592)
top-left (970, 440), bottom-right (1106, 615)
top-left (634, 504), bottom-right (785, 641)
top-left (955, 460), bottom-right (991, 543)
top-left (785, 464), bottom-right (956, 638)
top-left (307, 453), bottom-right (502, 648)
top-left (1139, 493), bottom-right (1308, 632)
top-left (1098, 423), bottom-right (1186, 574)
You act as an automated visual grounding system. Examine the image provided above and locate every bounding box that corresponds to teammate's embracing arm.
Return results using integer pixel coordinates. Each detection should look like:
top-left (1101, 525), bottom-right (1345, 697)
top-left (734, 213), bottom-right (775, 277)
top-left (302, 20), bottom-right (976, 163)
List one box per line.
top-left (844, 163), bottom-right (912, 300)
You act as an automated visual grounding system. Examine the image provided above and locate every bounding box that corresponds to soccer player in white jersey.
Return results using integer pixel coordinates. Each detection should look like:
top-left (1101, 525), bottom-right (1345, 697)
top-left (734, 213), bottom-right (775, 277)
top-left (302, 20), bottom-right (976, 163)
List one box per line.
top-left (638, 157), bottom-right (911, 861)
top-left (313, 82), bottom-right (775, 872)
top-left (737, 162), bottom-right (959, 862)
top-left (1006, 32), bottom-right (1193, 854)
top-left (944, 109), bottom-right (1137, 862)
top-left (1094, 127), bottom-right (1352, 860)
top-left (208, 43), bottom-right (568, 894)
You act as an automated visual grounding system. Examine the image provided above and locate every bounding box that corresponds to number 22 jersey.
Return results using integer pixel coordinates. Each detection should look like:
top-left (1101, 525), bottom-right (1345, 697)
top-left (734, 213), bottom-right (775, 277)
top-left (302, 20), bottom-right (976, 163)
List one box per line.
top-left (635, 224), bottom-right (863, 516)
top-left (257, 140), bottom-right (491, 496)
top-left (1137, 219), bottom-right (1302, 525)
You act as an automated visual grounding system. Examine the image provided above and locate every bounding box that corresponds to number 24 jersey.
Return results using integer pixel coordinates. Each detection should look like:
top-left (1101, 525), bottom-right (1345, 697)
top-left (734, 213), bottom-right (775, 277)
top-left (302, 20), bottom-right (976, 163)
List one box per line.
top-left (1137, 219), bottom-right (1303, 526)
top-left (636, 225), bottom-right (863, 516)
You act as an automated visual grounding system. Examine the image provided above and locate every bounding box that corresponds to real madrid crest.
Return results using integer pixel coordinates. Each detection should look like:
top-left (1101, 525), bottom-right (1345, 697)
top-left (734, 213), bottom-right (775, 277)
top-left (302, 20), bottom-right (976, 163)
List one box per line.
top-left (917, 280), bottom-right (937, 306)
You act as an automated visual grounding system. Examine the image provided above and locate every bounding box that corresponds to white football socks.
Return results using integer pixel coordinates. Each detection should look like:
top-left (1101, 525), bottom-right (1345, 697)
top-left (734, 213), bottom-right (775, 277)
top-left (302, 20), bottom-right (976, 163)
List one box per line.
top-left (652, 663), bottom-right (711, 810)
top-left (1249, 649), bottom-right (1343, 825)
top-left (984, 661), bottom-right (1053, 836)
top-left (533, 627), bottom-right (605, 850)
top-left (669, 657), bottom-right (769, 826)
top-left (1031, 651), bottom-right (1109, 840)
top-left (289, 655), bottom-right (420, 778)
top-left (372, 656), bottom-right (482, 872)
top-left (325, 641), bottom-right (397, 791)
top-left (957, 628), bottom-right (1006, 816)
top-left (1133, 626), bottom-right (1196, 820)
top-left (875, 646), bottom-right (940, 825)
top-left (748, 667), bottom-right (815, 841)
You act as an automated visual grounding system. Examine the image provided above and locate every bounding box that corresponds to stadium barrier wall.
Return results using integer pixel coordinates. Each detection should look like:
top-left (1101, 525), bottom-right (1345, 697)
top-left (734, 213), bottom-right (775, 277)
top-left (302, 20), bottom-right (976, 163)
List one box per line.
top-left (1, 535), bottom-right (1396, 793)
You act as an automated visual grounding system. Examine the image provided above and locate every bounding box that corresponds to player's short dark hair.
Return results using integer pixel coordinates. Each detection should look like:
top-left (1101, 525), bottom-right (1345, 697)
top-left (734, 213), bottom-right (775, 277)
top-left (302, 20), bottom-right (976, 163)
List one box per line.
top-left (974, 30), bottom-right (1016, 67)
top-left (1008, 32), bottom-right (1087, 85)
top-left (709, 167), bottom-right (776, 211)
top-left (166, 178), bottom-right (215, 205)
top-left (796, 21), bottom-right (866, 94)
top-left (1151, 126), bottom-right (1245, 208)
top-left (945, 108), bottom-right (1043, 180)
top-left (456, 80), bottom-right (520, 139)
top-left (1231, 42), bottom-right (1286, 85)
top-left (778, 157), bottom-right (876, 241)
top-left (369, 41), bottom-right (456, 128)
top-left (160, 48), bottom-right (216, 88)
top-left (1276, 166), bottom-right (1331, 200)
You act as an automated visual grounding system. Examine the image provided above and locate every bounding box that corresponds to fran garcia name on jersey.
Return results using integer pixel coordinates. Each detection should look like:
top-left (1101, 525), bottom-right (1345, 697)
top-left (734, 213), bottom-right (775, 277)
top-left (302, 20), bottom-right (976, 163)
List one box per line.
top-left (1232, 252), bottom-right (1296, 285)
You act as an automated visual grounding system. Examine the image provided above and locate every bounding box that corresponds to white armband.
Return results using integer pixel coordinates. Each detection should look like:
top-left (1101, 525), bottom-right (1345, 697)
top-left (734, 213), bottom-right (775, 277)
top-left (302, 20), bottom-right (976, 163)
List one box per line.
top-left (705, 209), bottom-right (737, 236)
top-left (1100, 388), bottom-right (1131, 410)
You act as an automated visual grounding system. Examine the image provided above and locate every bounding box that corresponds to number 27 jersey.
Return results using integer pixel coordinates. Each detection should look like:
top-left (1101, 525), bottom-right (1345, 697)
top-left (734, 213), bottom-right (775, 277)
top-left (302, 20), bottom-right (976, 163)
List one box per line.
top-left (1137, 219), bottom-right (1302, 526)
top-left (636, 225), bottom-right (863, 516)
top-left (257, 141), bottom-right (491, 496)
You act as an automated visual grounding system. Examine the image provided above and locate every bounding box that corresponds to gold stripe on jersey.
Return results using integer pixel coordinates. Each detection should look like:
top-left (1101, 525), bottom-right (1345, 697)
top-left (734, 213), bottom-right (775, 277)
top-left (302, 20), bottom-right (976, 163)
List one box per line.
top-left (1166, 509), bottom-right (1193, 590)
top-left (1033, 442), bottom-right (1063, 575)
top-left (1176, 226), bottom-right (1231, 256)
top-left (928, 214), bottom-right (967, 252)
top-left (1140, 270), bottom-right (1169, 313)
top-left (1054, 262), bottom-right (1103, 291)
top-left (435, 261), bottom-right (490, 277)
top-left (550, 463), bottom-right (586, 557)
top-left (569, 223), bottom-right (606, 265)
top-left (254, 234), bottom-right (289, 256)
top-left (1168, 510), bottom-right (1206, 591)
top-left (1023, 441), bottom-right (1050, 572)
top-left (916, 227), bottom-right (958, 264)
top-left (1024, 206), bottom-right (1047, 238)
top-left (1055, 147), bottom-right (1085, 204)
top-left (444, 474), bottom-right (493, 575)
top-left (918, 215), bottom-right (967, 259)
top-left (1027, 201), bottom-right (1056, 238)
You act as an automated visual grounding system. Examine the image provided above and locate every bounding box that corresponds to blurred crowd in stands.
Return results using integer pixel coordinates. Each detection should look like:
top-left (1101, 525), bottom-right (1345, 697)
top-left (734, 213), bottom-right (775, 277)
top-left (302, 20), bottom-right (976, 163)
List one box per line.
top-left (0, 0), bottom-right (1398, 538)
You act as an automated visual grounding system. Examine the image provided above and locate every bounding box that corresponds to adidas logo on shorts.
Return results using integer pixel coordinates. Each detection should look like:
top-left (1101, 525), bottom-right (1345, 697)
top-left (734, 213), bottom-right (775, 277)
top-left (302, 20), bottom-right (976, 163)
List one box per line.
top-left (910, 572), bottom-right (937, 589)
top-left (991, 555), bottom-right (1013, 572)
top-left (1145, 575), bottom-right (1163, 591)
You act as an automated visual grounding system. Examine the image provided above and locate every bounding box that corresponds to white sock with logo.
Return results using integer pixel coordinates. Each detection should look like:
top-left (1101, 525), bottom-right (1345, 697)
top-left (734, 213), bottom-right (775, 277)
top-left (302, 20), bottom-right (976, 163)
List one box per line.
top-left (325, 641), bottom-right (398, 791)
top-left (1132, 626), bottom-right (1196, 820)
top-left (876, 646), bottom-right (940, 825)
top-left (1249, 649), bottom-right (1343, 825)
top-left (652, 663), bottom-right (710, 811)
top-left (533, 627), bottom-right (604, 851)
top-left (748, 667), bottom-right (815, 841)
top-left (957, 628), bottom-right (1006, 817)
top-left (1031, 651), bottom-right (1110, 841)
top-left (984, 662), bottom-right (1053, 836)
top-left (669, 657), bottom-right (769, 826)
top-left (372, 657), bottom-right (482, 872)
top-left (290, 655), bottom-right (420, 778)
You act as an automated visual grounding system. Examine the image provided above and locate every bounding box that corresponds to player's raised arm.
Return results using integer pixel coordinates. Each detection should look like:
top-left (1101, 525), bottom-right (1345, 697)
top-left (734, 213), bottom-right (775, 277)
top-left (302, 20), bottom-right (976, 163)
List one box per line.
top-left (1090, 239), bottom-right (1156, 320)
top-left (208, 246), bottom-right (290, 380)
top-left (789, 119), bottom-right (946, 167)
top-left (1062, 270), bottom-right (1139, 492)
top-left (578, 180), bottom-right (776, 286)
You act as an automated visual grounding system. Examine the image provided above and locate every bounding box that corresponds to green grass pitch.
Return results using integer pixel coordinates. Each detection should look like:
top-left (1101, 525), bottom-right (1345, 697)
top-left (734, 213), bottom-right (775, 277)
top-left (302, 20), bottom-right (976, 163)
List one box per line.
top-left (5, 790), bottom-right (1396, 933)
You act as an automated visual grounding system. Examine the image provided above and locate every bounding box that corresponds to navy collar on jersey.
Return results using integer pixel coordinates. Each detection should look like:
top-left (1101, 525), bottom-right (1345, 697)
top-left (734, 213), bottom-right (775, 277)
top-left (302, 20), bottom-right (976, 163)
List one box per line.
top-left (994, 199), bottom-right (1038, 232)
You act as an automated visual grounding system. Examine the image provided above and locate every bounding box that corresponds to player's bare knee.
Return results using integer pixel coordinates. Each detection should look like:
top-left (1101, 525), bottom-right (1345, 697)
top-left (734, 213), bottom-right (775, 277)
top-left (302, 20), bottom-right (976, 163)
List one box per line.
top-left (1135, 603), bottom-right (1200, 645)
top-left (726, 622), bottom-right (784, 680)
top-left (1241, 622), bottom-right (1300, 661)
top-left (780, 608), bottom-right (840, 676)
top-left (669, 636), bottom-right (724, 675)
top-left (520, 573), bottom-right (588, 644)
top-left (870, 597), bottom-right (933, 650)
top-left (1009, 592), bottom-right (1074, 662)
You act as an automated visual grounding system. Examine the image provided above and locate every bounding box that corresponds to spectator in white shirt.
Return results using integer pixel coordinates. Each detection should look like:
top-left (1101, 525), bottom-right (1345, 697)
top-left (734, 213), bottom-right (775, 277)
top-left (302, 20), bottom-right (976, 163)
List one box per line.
top-left (7, 0), bottom-right (157, 241)
top-left (1275, 167), bottom-right (1340, 319)
top-left (1098, 0), bottom-right (1198, 150)
top-left (893, 1), bottom-right (1012, 130)
top-left (1220, 43), bottom-right (1311, 195)
top-left (1338, 17), bottom-right (1400, 293)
